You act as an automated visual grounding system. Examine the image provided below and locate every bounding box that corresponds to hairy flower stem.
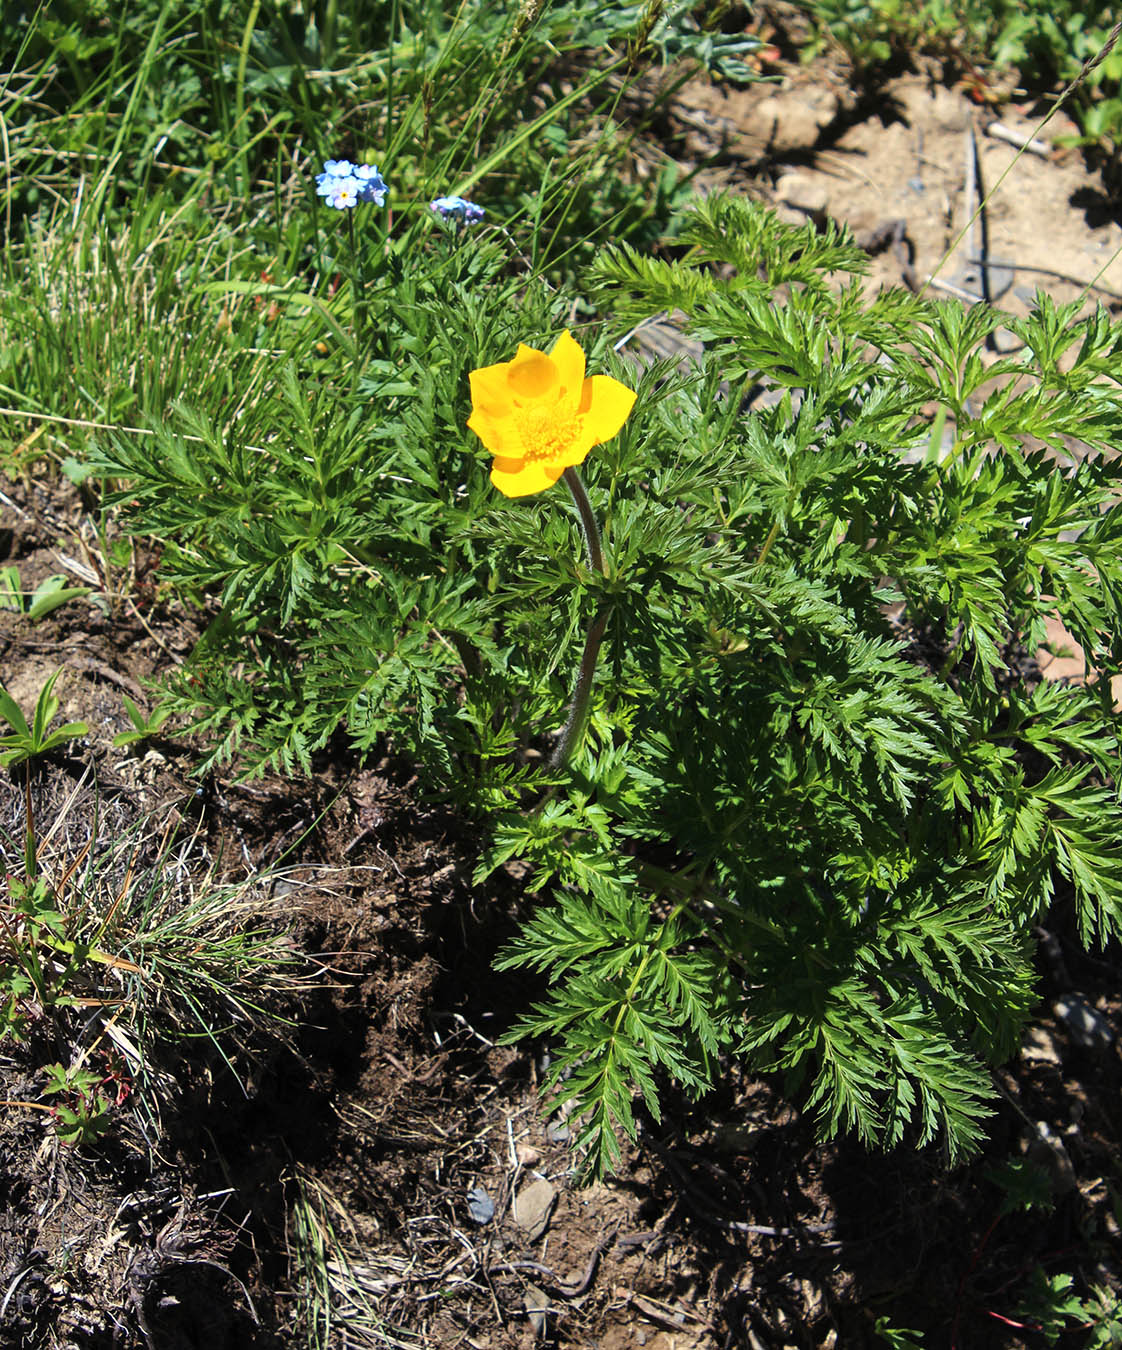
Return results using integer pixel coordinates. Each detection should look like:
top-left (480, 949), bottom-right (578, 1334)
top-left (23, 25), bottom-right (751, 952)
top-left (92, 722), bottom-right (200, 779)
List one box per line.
top-left (550, 469), bottom-right (609, 769)
top-left (550, 606), bottom-right (610, 770)
top-left (563, 466), bottom-right (604, 575)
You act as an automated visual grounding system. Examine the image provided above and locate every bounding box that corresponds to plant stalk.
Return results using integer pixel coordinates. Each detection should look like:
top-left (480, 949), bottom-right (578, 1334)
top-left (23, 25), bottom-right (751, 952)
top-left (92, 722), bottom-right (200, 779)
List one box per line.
top-left (23, 768), bottom-right (36, 877)
top-left (346, 208), bottom-right (366, 353)
top-left (562, 465), bottom-right (604, 575)
top-left (549, 605), bottom-right (610, 770)
top-left (550, 468), bottom-right (609, 769)
top-left (756, 516), bottom-right (780, 568)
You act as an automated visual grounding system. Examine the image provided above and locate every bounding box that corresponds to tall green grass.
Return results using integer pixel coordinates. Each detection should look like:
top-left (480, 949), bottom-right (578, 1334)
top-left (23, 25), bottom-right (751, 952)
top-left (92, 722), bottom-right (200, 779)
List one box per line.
top-left (0, 0), bottom-right (722, 475)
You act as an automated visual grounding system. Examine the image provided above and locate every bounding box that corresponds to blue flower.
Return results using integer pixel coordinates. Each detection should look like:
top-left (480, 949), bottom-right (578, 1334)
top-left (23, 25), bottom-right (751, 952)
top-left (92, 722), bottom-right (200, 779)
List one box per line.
top-left (324, 178), bottom-right (360, 210)
top-left (315, 158), bottom-right (388, 209)
top-left (354, 164), bottom-right (388, 205)
top-left (430, 195), bottom-right (485, 224)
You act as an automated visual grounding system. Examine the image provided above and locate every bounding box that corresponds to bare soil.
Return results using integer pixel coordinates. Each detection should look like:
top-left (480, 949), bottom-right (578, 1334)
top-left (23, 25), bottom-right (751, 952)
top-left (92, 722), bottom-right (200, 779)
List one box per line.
top-left (3, 35), bottom-right (1122, 1350)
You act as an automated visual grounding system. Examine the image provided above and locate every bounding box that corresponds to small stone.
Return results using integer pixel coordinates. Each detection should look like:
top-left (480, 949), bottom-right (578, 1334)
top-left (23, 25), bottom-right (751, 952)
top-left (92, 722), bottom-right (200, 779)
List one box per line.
top-left (515, 1143), bottom-right (541, 1167)
top-left (1054, 995), bottom-right (1115, 1052)
top-left (513, 1178), bottom-right (555, 1241)
top-left (1020, 1024), bottom-right (1061, 1066)
top-left (523, 1282), bottom-right (550, 1337)
top-left (546, 1099), bottom-right (574, 1144)
top-left (774, 172), bottom-right (829, 214)
top-left (466, 1185), bottom-right (494, 1225)
top-left (1026, 1120), bottom-right (1077, 1197)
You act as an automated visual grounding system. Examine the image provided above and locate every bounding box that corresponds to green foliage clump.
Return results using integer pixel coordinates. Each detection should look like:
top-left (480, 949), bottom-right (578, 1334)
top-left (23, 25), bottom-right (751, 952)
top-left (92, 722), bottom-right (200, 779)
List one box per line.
top-left (0, 0), bottom-right (741, 473)
top-left (76, 187), bottom-right (1122, 1175)
top-left (0, 0), bottom-right (739, 272)
top-left (4, 0), bottom-right (1120, 1188)
top-left (1016, 1269), bottom-right (1122, 1347)
top-left (0, 796), bottom-right (313, 1141)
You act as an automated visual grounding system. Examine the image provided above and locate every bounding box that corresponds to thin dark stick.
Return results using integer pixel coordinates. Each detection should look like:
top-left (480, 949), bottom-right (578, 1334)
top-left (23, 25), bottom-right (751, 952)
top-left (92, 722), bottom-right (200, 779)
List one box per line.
top-left (965, 256), bottom-right (1122, 304)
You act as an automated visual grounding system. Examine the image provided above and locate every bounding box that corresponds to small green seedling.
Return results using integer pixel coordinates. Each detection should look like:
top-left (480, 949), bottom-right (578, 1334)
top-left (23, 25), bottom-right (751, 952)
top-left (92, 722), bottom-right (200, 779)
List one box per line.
top-left (1, 861), bottom-right (146, 1046)
top-left (874, 1317), bottom-right (926, 1350)
top-left (41, 1062), bottom-right (112, 1146)
top-left (1017, 1270), bottom-right (1122, 1347)
top-left (0, 565), bottom-right (18, 610)
top-left (0, 565), bottom-right (92, 622)
top-left (0, 670), bottom-right (89, 768)
top-left (0, 875), bottom-right (79, 1027)
top-left (112, 693), bottom-right (172, 748)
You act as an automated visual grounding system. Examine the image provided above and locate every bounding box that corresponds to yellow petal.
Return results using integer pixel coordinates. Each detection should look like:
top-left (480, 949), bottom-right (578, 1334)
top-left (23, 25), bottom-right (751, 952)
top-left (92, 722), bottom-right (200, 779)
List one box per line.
top-left (467, 407), bottom-right (519, 457)
top-left (549, 331), bottom-right (586, 411)
top-left (490, 455), bottom-right (526, 474)
top-left (554, 425), bottom-right (598, 468)
top-left (578, 374), bottom-right (636, 445)
top-left (490, 457), bottom-right (564, 498)
top-left (506, 345), bottom-right (559, 401)
top-left (469, 362), bottom-right (517, 419)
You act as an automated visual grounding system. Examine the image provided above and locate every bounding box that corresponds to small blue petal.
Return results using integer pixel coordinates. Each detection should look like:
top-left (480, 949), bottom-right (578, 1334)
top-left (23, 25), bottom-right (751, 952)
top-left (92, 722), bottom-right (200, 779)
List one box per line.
top-left (430, 195), bottom-right (485, 223)
top-left (354, 165), bottom-right (388, 205)
top-left (325, 176), bottom-right (362, 209)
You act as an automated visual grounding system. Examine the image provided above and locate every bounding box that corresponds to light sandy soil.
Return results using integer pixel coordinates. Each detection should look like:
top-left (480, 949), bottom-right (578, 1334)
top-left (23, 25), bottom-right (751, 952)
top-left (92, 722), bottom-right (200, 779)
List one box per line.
top-left (674, 63), bottom-right (1122, 306)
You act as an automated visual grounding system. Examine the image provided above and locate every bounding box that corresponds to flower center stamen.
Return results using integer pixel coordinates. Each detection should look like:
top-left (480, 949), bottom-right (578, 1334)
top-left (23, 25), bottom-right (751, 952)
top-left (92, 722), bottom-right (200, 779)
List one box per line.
top-left (516, 407), bottom-right (579, 462)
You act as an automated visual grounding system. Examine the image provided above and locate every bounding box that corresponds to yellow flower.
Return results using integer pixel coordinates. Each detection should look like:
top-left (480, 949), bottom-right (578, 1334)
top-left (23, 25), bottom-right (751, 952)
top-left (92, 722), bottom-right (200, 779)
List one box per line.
top-left (467, 331), bottom-right (636, 497)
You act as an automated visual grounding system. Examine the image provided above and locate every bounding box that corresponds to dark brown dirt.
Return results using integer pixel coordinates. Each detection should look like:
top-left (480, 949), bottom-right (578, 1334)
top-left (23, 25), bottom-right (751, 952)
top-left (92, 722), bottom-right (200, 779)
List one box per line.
top-left (3, 37), bottom-right (1122, 1350)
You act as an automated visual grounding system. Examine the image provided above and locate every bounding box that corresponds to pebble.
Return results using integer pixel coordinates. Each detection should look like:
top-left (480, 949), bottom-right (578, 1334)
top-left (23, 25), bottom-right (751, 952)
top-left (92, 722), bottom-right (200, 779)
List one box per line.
top-left (523, 1282), bottom-right (550, 1337)
top-left (1020, 1024), bottom-right (1061, 1066)
top-left (465, 1185), bottom-right (494, 1225)
top-left (1053, 995), bottom-right (1115, 1052)
top-left (1026, 1120), bottom-right (1077, 1197)
top-left (513, 1177), bottom-right (556, 1241)
top-left (774, 171), bottom-right (829, 215)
